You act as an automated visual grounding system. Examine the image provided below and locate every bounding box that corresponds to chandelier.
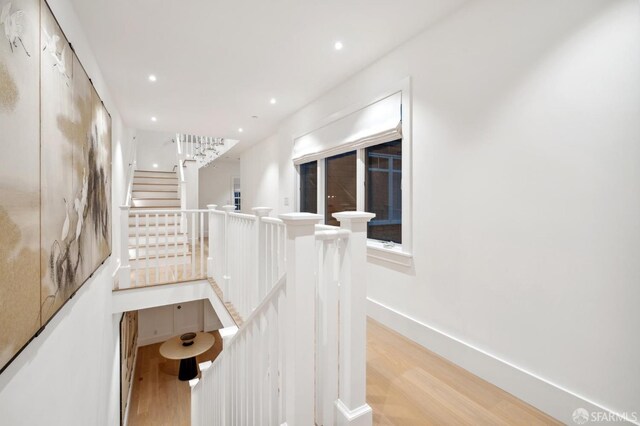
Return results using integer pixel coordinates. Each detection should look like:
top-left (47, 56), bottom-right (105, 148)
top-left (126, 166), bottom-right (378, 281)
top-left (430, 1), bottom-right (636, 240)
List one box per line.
top-left (176, 134), bottom-right (227, 168)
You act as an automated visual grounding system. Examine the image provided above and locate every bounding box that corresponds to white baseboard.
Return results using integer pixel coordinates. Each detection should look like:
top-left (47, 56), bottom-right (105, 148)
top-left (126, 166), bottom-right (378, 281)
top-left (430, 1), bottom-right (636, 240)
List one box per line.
top-left (138, 332), bottom-right (175, 347)
top-left (367, 298), bottom-right (637, 426)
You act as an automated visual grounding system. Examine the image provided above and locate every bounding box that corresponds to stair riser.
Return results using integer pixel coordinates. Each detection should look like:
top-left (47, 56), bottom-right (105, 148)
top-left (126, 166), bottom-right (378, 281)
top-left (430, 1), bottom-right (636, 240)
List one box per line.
top-left (132, 191), bottom-right (179, 199)
top-left (134, 171), bottom-right (178, 179)
top-left (132, 199), bottom-right (181, 208)
top-left (132, 184), bottom-right (179, 192)
top-left (133, 177), bottom-right (179, 185)
top-left (128, 235), bottom-right (188, 246)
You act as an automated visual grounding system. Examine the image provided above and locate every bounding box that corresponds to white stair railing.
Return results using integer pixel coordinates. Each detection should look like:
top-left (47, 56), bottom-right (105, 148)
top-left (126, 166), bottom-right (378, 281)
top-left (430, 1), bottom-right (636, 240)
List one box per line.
top-left (118, 136), bottom-right (137, 289)
top-left (193, 210), bottom-right (374, 426)
top-left (175, 133), bottom-right (188, 213)
top-left (118, 208), bottom-right (207, 289)
top-left (191, 277), bottom-right (286, 426)
top-left (208, 206), bottom-right (286, 319)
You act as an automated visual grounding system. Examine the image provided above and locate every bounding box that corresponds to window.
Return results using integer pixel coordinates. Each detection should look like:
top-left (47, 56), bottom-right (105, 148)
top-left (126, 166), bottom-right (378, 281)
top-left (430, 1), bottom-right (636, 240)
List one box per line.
top-left (366, 140), bottom-right (402, 243)
top-left (293, 81), bottom-right (412, 262)
top-left (299, 161), bottom-right (317, 213)
top-left (232, 177), bottom-right (241, 211)
top-left (325, 151), bottom-right (357, 226)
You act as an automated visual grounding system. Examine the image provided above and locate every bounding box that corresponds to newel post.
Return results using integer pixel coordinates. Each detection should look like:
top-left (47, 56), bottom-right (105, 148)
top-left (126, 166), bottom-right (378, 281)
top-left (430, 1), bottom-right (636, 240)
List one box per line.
top-left (206, 204), bottom-right (217, 278)
top-left (333, 211), bottom-right (375, 426)
top-left (279, 213), bottom-right (322, 426)
top-left (221, 205), bottom-right (236, 301)
top-left (252, 207), bottom-right (273, 301)
top-left (118, 205), bottom-right (131, 289)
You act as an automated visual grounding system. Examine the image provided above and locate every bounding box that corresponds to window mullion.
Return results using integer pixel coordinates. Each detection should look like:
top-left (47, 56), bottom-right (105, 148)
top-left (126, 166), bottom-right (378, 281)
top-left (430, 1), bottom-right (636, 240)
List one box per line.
top-left (356, 149), bottom-right (365, 211)
top-left (318, 159), bottom-right (326, 221)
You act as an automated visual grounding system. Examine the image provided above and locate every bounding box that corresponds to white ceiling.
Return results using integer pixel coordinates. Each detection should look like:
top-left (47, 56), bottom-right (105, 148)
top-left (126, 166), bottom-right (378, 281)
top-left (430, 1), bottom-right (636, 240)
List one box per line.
top-left (70, 0), bottom-right (467, 150)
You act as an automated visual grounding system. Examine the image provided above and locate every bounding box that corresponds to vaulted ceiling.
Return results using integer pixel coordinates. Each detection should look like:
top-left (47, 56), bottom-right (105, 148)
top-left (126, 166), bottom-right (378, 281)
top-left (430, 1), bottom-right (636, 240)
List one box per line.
top-left (70, 0), bottom-right (467, 150)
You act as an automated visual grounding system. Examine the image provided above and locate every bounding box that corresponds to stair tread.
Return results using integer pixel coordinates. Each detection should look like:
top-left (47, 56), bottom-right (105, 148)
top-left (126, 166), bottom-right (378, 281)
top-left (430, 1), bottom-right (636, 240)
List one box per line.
top-left (132, 183), bottom-right (178, 186)
top-left (130, 207), bottom-right (182, 210)
top-left (134, 176), bottom-right (178, 180)
top-left (132, 190), bottom-right (179, 193)
top-left (129, 252), bottom-right (192, 260)
top-left (132, 198), bottom-right (181, 200)
top-left (207, 278), bottom-right (244, 327)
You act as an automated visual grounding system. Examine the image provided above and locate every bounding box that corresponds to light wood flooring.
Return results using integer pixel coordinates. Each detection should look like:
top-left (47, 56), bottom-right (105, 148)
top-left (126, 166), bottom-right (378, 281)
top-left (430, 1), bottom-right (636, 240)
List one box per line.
top-left (126, 320), bottom-right (561, 425)
top-left (127, 330), bottom-right (223, 426)
top-left (367, 318), bottom-right (561, 425)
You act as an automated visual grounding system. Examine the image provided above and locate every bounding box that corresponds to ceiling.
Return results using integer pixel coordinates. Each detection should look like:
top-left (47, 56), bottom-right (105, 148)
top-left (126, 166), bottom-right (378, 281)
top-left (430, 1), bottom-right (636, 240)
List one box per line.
top-left (70, 0), bottom-right (467, 151)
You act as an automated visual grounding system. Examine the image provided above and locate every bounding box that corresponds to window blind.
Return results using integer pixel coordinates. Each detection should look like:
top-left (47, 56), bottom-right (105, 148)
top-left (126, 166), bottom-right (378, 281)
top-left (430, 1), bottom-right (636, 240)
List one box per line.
top-left (292, 91), bottom-right (402, 165)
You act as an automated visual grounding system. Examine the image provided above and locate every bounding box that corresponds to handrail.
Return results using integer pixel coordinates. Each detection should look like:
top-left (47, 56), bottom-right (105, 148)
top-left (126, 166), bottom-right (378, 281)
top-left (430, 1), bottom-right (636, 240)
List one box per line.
top-left (128, 208), bottom-right (209, 215)
top-left (315, 229), bottom-right (350, 240)
top-left (124, 136), bottom-right (137, 206)
top-left (228, 211), bottom-right (257, 221)
top-left (262, 217), bottom-right (284, 225)
top-left (230, 275), bottom-right (285, 342)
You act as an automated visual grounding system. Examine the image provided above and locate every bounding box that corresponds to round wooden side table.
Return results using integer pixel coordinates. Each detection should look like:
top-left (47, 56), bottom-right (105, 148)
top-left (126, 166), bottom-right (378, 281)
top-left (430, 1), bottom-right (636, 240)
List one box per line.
top-left (159, 332), bottom-right (215, 381)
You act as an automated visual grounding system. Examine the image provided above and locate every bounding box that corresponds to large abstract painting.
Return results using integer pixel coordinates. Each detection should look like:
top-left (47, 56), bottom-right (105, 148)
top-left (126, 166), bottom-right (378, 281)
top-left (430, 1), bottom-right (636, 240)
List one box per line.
top-left (0, 0), bottom-right (112, 373)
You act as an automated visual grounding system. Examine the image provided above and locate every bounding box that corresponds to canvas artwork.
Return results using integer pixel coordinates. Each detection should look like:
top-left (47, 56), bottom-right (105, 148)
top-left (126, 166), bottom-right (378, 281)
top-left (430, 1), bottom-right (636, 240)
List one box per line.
top-left (0, 0), bottom-right (41, 372)
top-left (0, 0), bottom-right (111, 374)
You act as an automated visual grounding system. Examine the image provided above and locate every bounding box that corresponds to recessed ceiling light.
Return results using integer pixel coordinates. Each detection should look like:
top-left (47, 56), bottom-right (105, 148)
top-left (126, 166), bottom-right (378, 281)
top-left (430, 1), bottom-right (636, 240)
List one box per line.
top-left (270, 98), bottom-right (277, 105)
top-left (238, 128), bottom-right (243, 133)
top-left (334, 41), bottom-right (344, 51)
top-left (148, 74), bottom-right (157, 82)
top-left (152, 163), bottom-right (158, 168)
top-left (151, 116), bottom-right (157, 122)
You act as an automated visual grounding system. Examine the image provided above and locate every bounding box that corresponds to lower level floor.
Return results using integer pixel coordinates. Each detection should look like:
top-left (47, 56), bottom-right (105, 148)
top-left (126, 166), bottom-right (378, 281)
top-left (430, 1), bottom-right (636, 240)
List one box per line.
top-left (126, 320), bottom-right (559, 425)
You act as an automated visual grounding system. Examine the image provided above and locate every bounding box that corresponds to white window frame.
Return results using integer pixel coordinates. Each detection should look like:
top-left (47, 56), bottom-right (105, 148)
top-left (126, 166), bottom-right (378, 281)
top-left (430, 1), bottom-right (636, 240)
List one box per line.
top-left (295, 77), bottom-right (413, 267)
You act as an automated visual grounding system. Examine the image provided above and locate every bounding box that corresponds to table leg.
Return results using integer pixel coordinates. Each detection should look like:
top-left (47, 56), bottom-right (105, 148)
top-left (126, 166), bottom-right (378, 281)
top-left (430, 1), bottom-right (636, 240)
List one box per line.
top-left (179, 356), bottom-right (198, 381)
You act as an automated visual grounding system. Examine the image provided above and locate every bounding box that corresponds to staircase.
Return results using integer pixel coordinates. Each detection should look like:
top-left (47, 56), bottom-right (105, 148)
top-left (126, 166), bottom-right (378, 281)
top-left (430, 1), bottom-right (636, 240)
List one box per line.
top-left (129, 170), bottom-right (190, 271)
top-left (131, 170), bottom-right (180, 208)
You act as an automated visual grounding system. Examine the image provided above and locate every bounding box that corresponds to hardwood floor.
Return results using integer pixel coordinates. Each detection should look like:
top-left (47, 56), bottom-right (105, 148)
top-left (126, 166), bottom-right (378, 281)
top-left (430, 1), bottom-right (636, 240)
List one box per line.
top-left (126, 321), bottom-right (560, 425)
top-left (127, 331), bottom-right (223, 426)
top-left (367, 318), bottom-right (561, 425)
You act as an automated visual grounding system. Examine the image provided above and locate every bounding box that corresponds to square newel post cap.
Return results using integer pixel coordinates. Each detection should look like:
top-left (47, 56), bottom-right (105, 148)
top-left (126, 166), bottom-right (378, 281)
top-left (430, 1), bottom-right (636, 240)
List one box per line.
top-left (332, 211), bottom-right (376, 223)
top-left (252, 207), bottom-right (273, 217)
top-left (278, 212), bottom-right (323, 226)
top-left (221, 205), bottom-right (236, 212)
top-left (206, 204), bottom-right (218, 211)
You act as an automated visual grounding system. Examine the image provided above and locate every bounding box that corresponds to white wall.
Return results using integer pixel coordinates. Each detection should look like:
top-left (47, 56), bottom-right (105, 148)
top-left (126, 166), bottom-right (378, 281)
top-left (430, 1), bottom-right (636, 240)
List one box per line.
top-left (240, 0), bottom-right (640, 422)
top-left (135, 129), bottom-right (176, 172)
top-left (0, 0), bottom-right (133, 424)
top-left (240, 134), bottom-right (280, 213)
top-left (137, 300), bottom-right (205, 346)
top-left (199, 159), bottom-right (240, 210)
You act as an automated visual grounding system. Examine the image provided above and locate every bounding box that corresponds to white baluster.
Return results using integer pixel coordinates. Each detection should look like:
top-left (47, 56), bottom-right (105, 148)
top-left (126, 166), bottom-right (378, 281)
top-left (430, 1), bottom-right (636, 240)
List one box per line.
top-left (174, 212), bottom-right (179, 280)
top-left (222, 205), bottom-right (235, 301)
top-left (134, 213), bottom-right (140, 287)
top-left (164, 214), bottom-right (169, 282)
top-left (192, 211), bottom-right (196, 278)
top-left (200, 211), bottom-right (204, 278)
top-left (119, 205), bottom-right (131, 289)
